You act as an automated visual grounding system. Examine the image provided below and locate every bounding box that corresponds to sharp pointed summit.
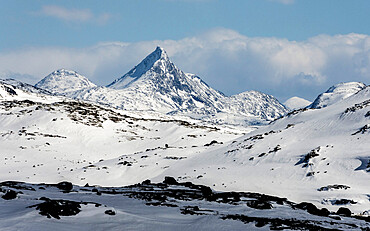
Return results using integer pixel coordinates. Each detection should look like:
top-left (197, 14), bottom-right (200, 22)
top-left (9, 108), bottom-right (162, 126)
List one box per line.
top-left (104, 46), bottom-right (228, 112)
top-left (107, 46), bottom-right (171, 89)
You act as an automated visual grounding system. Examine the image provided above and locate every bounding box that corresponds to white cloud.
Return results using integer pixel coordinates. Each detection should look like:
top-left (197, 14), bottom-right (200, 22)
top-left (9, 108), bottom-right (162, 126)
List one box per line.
top-left (38, 5), bottom-right (111, 24)
top-left (0, 28), bottom-right (369, 101)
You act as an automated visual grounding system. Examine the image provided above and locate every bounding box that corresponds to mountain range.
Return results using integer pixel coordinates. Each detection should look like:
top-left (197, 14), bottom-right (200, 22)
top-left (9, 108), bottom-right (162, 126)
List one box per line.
top-left (35, 47), bottom-right (288, 126)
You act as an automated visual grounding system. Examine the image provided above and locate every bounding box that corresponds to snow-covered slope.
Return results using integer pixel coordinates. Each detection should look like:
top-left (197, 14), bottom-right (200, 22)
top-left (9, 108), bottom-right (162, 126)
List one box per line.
top-left (35, 69), bottom-right (96, 95)
top-left (284, 96), bottom-right (311, 110)
top-left (309, 82), bottom-right (366, 109)
top-left (35, 47), bottom-right (288, 125)
top-left (155, 86), bottom-right (370, 214)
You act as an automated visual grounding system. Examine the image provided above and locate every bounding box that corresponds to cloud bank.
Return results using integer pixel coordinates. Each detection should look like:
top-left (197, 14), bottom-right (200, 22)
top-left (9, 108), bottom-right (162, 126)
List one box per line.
top-left (0, 28), bottom-right (369, 101)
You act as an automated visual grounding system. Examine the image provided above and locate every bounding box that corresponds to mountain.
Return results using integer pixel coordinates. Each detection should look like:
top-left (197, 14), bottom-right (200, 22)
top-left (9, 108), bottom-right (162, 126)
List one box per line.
top-left (226, 91), bottom-right (288, 121)
top-left (104, 47), bottom-right (226, 112)
top-left (34, 47), bottom-right (288, 125)
top-left (284, 96), bottom-right (311, 110)
top-left (35, 69), bottom-right (96, 95)
top-left (309, 82), bottom-right (366, 109)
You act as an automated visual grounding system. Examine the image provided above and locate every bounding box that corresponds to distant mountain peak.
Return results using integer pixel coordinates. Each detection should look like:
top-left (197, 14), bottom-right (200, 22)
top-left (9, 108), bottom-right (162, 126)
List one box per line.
top-left (35, 69), bottom-right (96, 95)
top-left (107, 47), bottom-right (172, 89)
top-left (284, 96), bottom-right (311, 110)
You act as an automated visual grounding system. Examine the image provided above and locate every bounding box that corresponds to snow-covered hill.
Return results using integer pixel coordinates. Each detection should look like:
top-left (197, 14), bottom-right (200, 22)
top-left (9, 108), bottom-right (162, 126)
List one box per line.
top-left (35, 69), bottom-right (96, 95)
top-left (35, 47), bottom-right (288, 125)
top-left (284, 96), bottom-right (311, 110)
top-left (309, 82), bottom-right (366, 109)
top-left (154, 86), bottom-right (370, 214)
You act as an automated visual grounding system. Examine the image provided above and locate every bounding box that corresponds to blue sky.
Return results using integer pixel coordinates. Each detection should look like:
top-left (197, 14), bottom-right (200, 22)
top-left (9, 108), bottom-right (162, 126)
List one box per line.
top-left (0, 0), bottom-right (369, 101)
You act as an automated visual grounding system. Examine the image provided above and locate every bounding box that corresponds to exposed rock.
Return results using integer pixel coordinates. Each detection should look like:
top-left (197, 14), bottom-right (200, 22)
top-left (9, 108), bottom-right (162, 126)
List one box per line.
top-left (1, 190), bottom-right (17, 200)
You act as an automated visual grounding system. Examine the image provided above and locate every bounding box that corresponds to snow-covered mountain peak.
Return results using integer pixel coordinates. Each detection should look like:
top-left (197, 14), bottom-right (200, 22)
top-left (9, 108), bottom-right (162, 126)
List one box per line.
top-left (227, 90), bottom-right (288, 121)
top-left (310, 82), bottom-right (366, 109)
top-left (107, 46), bottom-right (171, 89)
top-left (35, 69), bottom-right (96, 95)
top-left (102, 46), bottom-right (229, 113)
top-left (284, 96), bottom-right (311, 110)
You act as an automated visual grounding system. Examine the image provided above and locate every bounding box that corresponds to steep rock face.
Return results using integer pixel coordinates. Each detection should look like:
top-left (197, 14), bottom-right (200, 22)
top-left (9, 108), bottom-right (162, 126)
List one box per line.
top-left (284, 96), bottom-right (311, 110)
top-left (35, 69), bottom-right (96, 95)
top-left (309, 82), bottom-right (366, 109)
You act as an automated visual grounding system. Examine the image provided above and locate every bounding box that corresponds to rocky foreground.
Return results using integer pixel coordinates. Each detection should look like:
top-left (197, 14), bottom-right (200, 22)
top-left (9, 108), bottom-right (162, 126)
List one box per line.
top-left (1, 178), bottom-right (369, 230)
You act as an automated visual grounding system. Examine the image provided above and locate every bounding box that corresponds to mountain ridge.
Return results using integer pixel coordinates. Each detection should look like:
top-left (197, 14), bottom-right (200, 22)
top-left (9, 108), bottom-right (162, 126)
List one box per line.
top-left (309, 82), bottom-right (366, 109)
